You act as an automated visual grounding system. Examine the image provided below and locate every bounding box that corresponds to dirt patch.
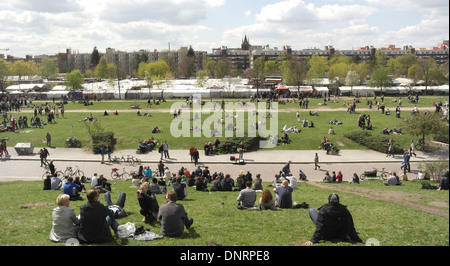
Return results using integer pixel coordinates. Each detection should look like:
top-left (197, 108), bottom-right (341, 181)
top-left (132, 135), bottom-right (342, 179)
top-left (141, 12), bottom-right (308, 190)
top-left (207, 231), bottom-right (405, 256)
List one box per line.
top-left (308, 182), bottom-right (449, 218)
top-left (20, 202), bottom-right (53, 209)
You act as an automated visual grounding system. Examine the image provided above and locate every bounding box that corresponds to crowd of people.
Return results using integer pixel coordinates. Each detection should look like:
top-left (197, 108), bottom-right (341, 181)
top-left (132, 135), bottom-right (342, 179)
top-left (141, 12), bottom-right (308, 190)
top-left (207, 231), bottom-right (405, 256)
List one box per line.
top-left (47, 155), bottom-right (422, 246)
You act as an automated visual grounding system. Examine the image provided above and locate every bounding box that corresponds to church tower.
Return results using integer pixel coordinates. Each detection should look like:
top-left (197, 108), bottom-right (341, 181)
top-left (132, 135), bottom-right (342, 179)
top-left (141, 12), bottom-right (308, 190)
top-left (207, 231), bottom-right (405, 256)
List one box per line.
top-left (241, 35), bottom-right (250, 50)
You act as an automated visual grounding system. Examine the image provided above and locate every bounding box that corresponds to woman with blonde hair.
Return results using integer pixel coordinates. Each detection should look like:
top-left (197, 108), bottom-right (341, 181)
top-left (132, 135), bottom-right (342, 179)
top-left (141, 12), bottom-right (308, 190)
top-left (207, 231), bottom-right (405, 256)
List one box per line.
top-left (49, 194), bottom-right (80, 242)
top-left (259, 189), bottom-right (276, 210)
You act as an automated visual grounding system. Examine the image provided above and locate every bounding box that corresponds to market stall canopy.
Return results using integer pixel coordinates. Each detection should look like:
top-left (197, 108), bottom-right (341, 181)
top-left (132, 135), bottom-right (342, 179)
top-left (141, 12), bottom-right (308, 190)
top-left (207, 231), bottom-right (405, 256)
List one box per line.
top-left (275, 84), bottom-right (289, 91)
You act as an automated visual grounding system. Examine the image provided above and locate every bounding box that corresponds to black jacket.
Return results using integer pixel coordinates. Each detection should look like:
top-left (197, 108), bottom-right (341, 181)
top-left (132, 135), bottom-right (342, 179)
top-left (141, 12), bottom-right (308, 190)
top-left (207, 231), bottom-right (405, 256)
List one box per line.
top-left (311, 203), bottom-right (363, 244)
top-left (77, 201), bottom-right (115, 244)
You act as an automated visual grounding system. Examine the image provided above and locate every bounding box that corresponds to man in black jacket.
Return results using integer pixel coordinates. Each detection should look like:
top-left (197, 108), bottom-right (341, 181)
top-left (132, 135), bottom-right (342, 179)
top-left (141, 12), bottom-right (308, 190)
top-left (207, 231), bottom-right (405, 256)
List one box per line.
top-left (77, 188), bottom-right (118, 244)
top-left (305, 193), bottom-right (365, 245)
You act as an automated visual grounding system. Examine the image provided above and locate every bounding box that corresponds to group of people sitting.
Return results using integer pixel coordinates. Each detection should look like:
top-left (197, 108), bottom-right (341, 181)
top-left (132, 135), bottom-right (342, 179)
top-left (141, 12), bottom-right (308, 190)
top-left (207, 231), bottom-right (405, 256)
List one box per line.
top-left (137, 137), bottom-right (157, 153)
top-left (320, 136), bottom-right (338, 154)
top-left (381, 126), bottom-right (402, 135)
top-left (46, 161), bottom-right (371, 246)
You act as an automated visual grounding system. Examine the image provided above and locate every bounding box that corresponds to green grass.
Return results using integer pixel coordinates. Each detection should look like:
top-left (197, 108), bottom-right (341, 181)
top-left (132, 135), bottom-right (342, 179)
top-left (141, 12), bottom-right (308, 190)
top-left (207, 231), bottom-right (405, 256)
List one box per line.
top-left (4, 95), bottom-right (448, 151)
top-left (0, 179), bottom-right (447, 246)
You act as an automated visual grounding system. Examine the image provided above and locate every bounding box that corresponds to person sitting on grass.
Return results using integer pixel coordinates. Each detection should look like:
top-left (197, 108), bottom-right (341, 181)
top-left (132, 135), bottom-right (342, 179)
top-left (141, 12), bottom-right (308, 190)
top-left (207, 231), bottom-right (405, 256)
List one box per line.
top-left (438, 170), bottom-right (449, 190)
top-left (273, 180), bottom-right (295, 208)
top-left (137, 183), bottom-right (159, 224)
top-left (62, 177), bottom-right (82, 201)
top-left (305, 193), bottom-right (365, 246)
top-left (77, 188), bottom-right (119, 244)
top-left (158, 191), bottom-right (194, 237)
top-left (49, 194), bottom-right (80, 243)
top-left (236, 181), bottom-right (256, 209)
top-left (258, 189), bottom-right (276, 210)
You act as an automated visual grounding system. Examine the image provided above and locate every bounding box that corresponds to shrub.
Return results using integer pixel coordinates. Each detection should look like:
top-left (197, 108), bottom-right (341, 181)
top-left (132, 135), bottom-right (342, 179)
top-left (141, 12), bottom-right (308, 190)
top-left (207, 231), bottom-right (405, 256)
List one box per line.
top-left (216, 136), bottom-right (265, 154)
top-left (344, 131), bottom-right (403, 154)
top-left (92, 131), bottom-right (116, 154)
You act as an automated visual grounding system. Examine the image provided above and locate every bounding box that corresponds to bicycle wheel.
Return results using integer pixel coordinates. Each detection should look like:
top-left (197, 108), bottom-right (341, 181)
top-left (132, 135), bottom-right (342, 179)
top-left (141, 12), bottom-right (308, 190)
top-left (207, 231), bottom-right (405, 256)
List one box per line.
top-left (121, 172), bottom-right (130, 180)
top-left (64, 169), bottom-right (73, 177)
top-left (360, 173), bottom-right (366, 180)
top-left (380, 173), bottom-right (387, 180)
top-left (75, 170), bottom-right (85, 178)
top-left (55, 171), bottom-right (65, 178)
top-left (42, 171), bottom-right (51, 180)
top-left (111, 171), bottom-right (120, 180)
top-left (74, 139), bottom-right (81, 148)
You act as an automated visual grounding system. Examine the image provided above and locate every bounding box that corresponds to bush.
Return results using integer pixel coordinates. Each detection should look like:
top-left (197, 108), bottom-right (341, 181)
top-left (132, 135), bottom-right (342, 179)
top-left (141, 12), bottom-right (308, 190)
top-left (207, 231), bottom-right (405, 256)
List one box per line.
top-left (92, 131), bottom-right (116, 154)
top-left (216, 136), bottom-right (265, 154)
top-left (344, 131), bottom-right (403, 154)
top-left (433, 126), bottom-right (449, 144)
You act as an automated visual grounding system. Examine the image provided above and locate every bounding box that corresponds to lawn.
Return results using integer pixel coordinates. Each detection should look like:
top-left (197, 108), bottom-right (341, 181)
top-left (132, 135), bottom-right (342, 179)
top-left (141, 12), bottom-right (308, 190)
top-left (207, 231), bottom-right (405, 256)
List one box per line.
top-left (0, 179), bottom-right (447, 246)
top-left (3, 96), bottom-right (447, 151)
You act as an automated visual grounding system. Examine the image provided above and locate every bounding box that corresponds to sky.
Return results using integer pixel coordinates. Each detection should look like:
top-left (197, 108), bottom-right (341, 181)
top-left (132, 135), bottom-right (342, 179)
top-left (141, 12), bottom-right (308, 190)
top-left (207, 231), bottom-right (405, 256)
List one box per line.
top-left (0, 0), bottom-right (448, 58)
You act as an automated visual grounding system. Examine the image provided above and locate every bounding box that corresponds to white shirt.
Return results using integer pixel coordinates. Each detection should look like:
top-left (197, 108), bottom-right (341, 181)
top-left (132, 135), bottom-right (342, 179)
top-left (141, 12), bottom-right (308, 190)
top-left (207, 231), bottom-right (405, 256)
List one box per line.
top-left (287, 176), bottom-right (298, 189)
top-left (91, 175), bottom-right (99, 187)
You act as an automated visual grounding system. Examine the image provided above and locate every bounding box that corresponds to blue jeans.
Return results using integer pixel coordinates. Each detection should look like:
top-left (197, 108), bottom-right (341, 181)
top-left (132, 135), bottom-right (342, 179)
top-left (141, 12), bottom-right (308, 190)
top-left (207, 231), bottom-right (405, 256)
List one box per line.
top-left (104, 192), bottom-right (126, 208)
top-left (106, 215), bottom-right (119, 232)
top-left (309, 208), bottom-right (318, 225)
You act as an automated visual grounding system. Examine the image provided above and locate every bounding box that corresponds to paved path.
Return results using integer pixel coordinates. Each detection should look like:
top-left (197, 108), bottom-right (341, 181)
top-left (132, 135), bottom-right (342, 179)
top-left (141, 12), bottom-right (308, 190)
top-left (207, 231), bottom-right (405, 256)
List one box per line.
top-left (1, 147), bottom-right (447, 183)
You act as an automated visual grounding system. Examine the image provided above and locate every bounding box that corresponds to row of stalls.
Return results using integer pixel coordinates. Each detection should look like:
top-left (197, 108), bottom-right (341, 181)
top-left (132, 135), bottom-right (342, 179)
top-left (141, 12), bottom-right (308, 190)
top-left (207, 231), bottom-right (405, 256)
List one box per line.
top-left (4, 78), bottom-right (449, 100)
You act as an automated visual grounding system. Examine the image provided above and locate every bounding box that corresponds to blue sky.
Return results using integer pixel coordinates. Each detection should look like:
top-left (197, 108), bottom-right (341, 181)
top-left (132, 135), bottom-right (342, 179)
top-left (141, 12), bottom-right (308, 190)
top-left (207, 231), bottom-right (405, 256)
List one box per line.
top-left (0, 0), bottom-right (448, 58)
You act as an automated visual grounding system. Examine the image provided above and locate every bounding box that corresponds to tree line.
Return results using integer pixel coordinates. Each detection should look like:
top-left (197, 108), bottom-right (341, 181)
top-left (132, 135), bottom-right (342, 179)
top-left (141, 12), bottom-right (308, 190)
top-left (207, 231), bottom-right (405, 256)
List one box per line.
top-left (1, 46), bottom-right (448, 93)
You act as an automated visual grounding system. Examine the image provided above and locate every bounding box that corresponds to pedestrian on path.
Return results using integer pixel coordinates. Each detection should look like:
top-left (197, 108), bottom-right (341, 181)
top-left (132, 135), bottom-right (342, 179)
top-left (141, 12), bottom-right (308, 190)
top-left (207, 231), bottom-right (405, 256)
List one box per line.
top-left (314, 153), bottom-right (320, 170)
top-left (46, 132), bottom-right (52, 147)
top-left (163, 141), bottom-right (170, 159)
top-left (100, 146), bottom-right (105, 164)
top-left (409, 140), bottom-right (417, 157)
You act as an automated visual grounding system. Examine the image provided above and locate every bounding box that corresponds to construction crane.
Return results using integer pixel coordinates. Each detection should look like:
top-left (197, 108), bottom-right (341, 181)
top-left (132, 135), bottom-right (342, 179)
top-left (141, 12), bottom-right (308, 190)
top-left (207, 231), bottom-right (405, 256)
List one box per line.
top-left (0, 48), bottom-right (9, 51)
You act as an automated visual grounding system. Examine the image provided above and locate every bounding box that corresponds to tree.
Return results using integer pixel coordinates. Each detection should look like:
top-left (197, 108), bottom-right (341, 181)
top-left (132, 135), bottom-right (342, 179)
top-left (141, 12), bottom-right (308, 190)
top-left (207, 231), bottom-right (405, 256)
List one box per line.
top-left (90, 46), bottom-right (101, 70)
top-left (39, 57), bottom-right (59, 79)
top-left (11, 61), bottom-right (36, 84)
top-left (306, 55), bottom-right (328, 85)
top-left (245, 56), bottom-right (266, 96)
top-left (214, 58), bottom-right (232, 78)
top-left (178, 56), bottom-right (196, 78)
top-left (368, 67), bottom-right (393, 93)
top-left (0, 59), bottom-right (11, 92)
top-left (65, 70), bottom-right (84, 92)
top-left (345, 70), bottom-right (360, 95)
top-left (395, 53), bottom-right (417, 77)
top-left (402, 112), bottom-right (447, 144)
top-left (417, 58), bottom-right (437, 93)
top-left (94, 57), bottom-right (109, 79)
top-left (187, 46), bottom-right (195, 58)
top-left (282, 58), bottom-right (308, 94)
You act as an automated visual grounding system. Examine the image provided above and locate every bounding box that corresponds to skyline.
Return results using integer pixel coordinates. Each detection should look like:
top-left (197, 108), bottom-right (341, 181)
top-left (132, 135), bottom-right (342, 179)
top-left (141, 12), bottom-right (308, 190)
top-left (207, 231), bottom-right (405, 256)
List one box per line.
top-left (0, 0), bottom-right (449, 58)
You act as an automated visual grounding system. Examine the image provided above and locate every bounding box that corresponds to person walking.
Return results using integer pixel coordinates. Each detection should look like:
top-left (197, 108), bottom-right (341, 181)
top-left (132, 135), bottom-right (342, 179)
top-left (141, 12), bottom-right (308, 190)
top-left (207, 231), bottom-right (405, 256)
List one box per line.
top-left (314, 153), bottom-right (320, 170)
top-left (409, 140), bottom-right (417, 157)
top-left (46, 132), bottom-right (52, 147)
top-left (100, 146), bottom-right (105, 164)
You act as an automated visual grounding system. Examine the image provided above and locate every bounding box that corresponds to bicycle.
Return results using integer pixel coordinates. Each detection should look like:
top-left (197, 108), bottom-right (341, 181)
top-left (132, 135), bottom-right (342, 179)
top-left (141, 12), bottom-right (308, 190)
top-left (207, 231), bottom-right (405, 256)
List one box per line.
top-left (126, 154), bottom-right (141, 165)
top-left (41, 165), bottom-right (64, 180)
top-left (111, 167), bottom-right (133, 180)
top-left (109, 155), bottom-right (121, 164)
top-left (65, 137), bottom-right (81, 148)
top-left (360, 168), bottom-right (387, 180)
top-left (63, 166), bottom-right (85, 178)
